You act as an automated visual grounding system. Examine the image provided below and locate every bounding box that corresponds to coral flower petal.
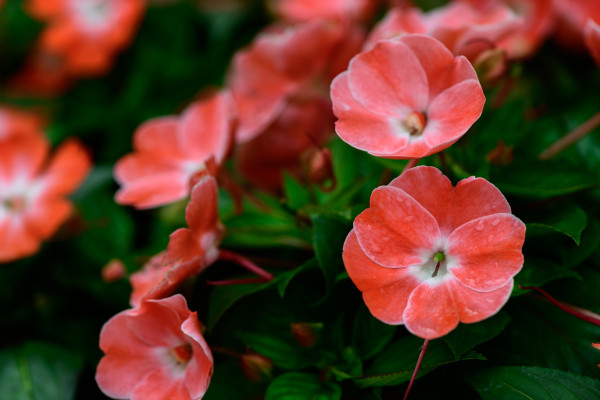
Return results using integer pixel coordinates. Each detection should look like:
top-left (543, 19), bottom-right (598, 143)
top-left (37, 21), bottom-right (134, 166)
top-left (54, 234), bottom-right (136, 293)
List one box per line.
top-left (331, 72), bottom-right (409, 154)
top-left (185, 174), bottom-right (220, 238)
top-left (24, 198), bottom-right (72, 239)
top-left (131, 367), bottom-right (189, 400)
top-left (348, 39), bottom-right (428, 115)
top-left (424, 79), bottom-right (485, 147)
top-left (133, 117), bottom-right (183, 161)
top-left (182, 316), bottom-right (213, 398)
top-left (0, 218), bottom-right (40, 263)
top-left (446, 214), bottom-right (525, 292)
top-left (115, 172), bottom-right (188, 210)
top-left (179, 93), bottom-right (233, 163)
top-left (403, 282), bottom-right (459, 339)
top-left (448, 278), bottom-right (513, 323)
top-left (354, 186), bottom-right (441, 268)
top-left (40, 139), bottom-right (91, 196)
top-left (127, 297), bottom-right (188, 348)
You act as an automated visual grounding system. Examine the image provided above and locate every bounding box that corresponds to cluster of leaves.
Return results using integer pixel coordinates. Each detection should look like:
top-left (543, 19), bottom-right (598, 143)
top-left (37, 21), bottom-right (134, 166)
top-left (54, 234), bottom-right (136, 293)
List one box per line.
top-left (1, 0), bottom-right (600, 399)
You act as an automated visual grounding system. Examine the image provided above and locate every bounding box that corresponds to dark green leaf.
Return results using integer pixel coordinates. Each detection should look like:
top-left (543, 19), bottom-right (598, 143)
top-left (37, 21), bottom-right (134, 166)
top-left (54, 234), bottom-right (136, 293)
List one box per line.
top-left (266, 372), bottom-right (341, 400)
top-left (208, 280), bottom-right (272, 330)
top-left (311, 212), bottom-right (352, 286)
top-left (352, 306), bottom-right (397, 360)
top-left (283, 173), bottom-right (312, 211)
top-left (444, 311), bottom-right (511, 358)
top-left (513, 257), bottom-right (581, 295)
top-left (0, 342), bottom-right (82, 400)
top-left (468, 366), bottom-right (600, 400)
top-left (276, 258), bottom-right (319, 298)
top-left (526, 202), bottom-right (587, 245)
top-left (236, 331), bottom-right (312, 370)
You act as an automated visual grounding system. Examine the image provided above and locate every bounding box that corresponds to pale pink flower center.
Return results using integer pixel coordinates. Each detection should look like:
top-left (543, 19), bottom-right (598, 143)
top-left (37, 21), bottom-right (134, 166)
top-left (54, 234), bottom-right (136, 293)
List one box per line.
top-left (404, 111), bottom-right (427, 136)
top-left (170, 343), bottom-right (193, 365)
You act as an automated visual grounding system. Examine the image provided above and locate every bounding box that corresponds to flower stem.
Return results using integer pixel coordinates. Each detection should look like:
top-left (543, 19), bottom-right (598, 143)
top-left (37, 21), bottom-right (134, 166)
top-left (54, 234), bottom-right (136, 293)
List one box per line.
top-left (402, 158), bottom-right (420, 174)
top-left (519, 285), bottom-right (600, 327)
top-left (538, 111), bottom-right (600, 160)
top-left (218, 250), bottom-right (274, 281)
top-left (403, 339), bottom-right (430, 400)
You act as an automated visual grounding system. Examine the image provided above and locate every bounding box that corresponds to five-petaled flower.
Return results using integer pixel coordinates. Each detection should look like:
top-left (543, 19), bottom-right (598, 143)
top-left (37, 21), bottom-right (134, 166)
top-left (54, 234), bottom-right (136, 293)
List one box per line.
top-left (331, 34), bottom-right (485, 159)
top-left (343, 166), bottom-right (525, 339)
top-left (0, 135), bottom-right (91, 263)
top-left (96, 294), bottom-right (213, 400)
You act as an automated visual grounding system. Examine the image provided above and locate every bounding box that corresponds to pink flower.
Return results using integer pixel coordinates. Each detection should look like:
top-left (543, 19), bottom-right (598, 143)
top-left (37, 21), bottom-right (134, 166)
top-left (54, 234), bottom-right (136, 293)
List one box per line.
top-left (26, 0), bottom-right (145, 76)
top-left (331, 34), bottom-right (485, 159)
top-left (96, 294), bottom-right (213, 400)
top-left (114, 91), bottom-right (235, 209)
top-left (228, 20), bottom-right (364, 143)
top-left (343, 166), bottom-right (525, 339)
top-left (129, 176), bottom-right (223, 307)
top-left (553, 0), bottom-right (600, 51)
top-left (0, 106), bottom-right (44, 140)
top-left (0, 134), bottom-right (91, 263)
top-left (585, 19), bottom-right (600, 67)
top-left (365, 2), bottom-right (521, 61)
top-left (268, 0), bottom-right (377, 23)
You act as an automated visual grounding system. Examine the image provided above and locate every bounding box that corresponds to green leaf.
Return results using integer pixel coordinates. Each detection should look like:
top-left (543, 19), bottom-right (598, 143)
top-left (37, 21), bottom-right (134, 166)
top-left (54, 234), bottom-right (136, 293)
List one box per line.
top-left (443, 311), bottom-right (511, 358)
top-left (236, 331), bottom-right (312, 370)
top-left (276, 258), bottom-right (319, 298)
top-left (493, 160), bottom-right (598, 198)
top-left (0, 342), bottom-right (82, 400)
top-left (266, 372), bottom-right (341, 400)
top-left (311, 212), bottom-right (352, 286)
top-left (352, 306), bottom-right (397, 360)
top-left (513, 257), bottom-right (581, 295)
top-left (355, 337), bottom-right (485, 388)
top-left (208, 280), bottom-right (273, 330)
top-left (283, 173), bottom-right (312, 211)
top-left (526, 202), bottom-right (587, 245)
top-left (468, 366), bottom-right (600, 400)
top-left (559, 217), bottom-right (600, 269)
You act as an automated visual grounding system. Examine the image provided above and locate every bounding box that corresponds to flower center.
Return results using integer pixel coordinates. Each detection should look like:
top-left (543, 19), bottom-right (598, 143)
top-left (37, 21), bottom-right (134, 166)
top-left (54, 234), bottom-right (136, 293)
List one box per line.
top-left (405, 111), bottom-right (427, 136)
top-left (171, 343), bottom-right (193, 365)
top-left (3, 196), bottom-right (27, 213)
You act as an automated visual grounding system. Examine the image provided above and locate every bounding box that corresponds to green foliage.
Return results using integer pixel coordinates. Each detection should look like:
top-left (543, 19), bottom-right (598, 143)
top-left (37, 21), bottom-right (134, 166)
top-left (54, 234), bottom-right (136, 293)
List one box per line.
top-left (266, 372), bottom-right (342, 400)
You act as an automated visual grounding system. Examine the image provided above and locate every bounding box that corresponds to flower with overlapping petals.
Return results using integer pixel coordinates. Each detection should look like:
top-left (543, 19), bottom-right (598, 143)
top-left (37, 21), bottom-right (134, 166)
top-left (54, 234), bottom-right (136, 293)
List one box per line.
top-left (268, 0), bottom-right (377, 23)
top-left (0, 106), bottom-right (43, 139)
top-left (0, 134), bottom-right (91, 263)
top-left (331, 34), bottom-right (485, 159)
top-left (96, 294), bottom-right (213, 400)
top-left (129, 176), bottom-right (224, 307)
top-left (343, 166), bottom-right (525, 339)
top-left (114, 91), bottom-right (235, 209)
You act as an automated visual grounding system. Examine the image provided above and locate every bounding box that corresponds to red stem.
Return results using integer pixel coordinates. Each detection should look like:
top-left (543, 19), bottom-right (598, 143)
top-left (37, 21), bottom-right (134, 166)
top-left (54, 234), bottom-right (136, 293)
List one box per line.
top-left (218, 250), bottom-right (274, 281)
top-left (403, 339), bottom-right (430, 400)
top-left (538, 111), bottom-right (600, 160)
top-left (402, 158), bottom-right (420, 174)
top-left (519, 286), bottom-right (600, 327)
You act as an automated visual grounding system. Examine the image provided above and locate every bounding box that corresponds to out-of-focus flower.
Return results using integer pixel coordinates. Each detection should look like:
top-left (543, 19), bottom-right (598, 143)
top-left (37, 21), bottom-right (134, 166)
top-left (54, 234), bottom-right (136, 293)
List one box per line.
top-left (331, 34), bottom-right (485, 159)
top-left (0, 106), bottom-right (44, 140)
top-left (102, 259), bottom-right (126, 283)
top-left (129, 176), bottom-right (223, 307)
top-left (267, 0), bottom-right (378, 24)
top-left (585, 19), bottom-right (600, 67)
top-left (96, 294), bottom-right (213, 400)
top-left (366, 2), bottom-right (520, 62)
top-left (553, 0), bottom-right (600, 51)
top-left (7, 47), bottom-right (73, 97)
top-left (228, 20), bottom-right (364, 144)
top-left (236, 97), bottom-right (333, 193)
top-left (343, 166), bottom-right (525, 339)
top-left (114, 91), bottom-right (235, 209)
top-left (25, 0), bottom-right (145, 77)
top-left (0, 134), bottom-right (91, 263)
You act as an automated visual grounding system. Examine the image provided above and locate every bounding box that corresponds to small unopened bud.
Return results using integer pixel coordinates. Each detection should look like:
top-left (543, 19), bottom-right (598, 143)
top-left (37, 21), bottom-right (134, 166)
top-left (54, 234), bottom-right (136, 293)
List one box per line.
top-left (301, 147), bottom-right (335, 191)
top-left (474, 48), bottom-right (507, 88)
top-left (239, 350), bottom-right (273, 382)
top-left (486, 140), bottom-right (514, 166)
top-left (290, 322), bottom-right (322, 348)
top-left (101, 259), bottom-right (126, 283)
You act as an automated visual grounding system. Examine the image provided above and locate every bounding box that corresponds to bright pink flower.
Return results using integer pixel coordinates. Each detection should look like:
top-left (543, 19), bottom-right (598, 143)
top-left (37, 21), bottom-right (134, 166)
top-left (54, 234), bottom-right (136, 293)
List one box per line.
top-left (26, 0), bottom-right (145, 76)
top-left (228, 20), bottom-right (364, 143)
top-left (343, 166), bottom-right (525, 339)
top-left (96, 294), bottom-right (213, 400)
top-left (0, 134), bottom-right (91, 263)
top-left (585, 19), bottom-right (600, 67)
top-left (236, 96), bottom-right (334, 192)
top-left (365, 2), bottom-right (521, 62)
top-left (331, 34), bottom-right (485, 159)
top-left (114, 91), bottom-right (235, 209)
top-left (129, 176), bottom-right (223, 307)
top-left (268, 0), bottom-right (377, 23)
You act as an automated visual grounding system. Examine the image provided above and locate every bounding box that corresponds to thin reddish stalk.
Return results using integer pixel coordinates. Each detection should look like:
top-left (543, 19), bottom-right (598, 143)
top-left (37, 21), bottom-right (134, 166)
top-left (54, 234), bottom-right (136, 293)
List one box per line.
top-left (218, 250), bottom-right (274, 281)
top-left (538, 111), bottom-right (600, 160)
top-left (519, 286), bottom-right (600, 327)
top-left (402, 158), bottom-right (420, 174)
top-left (403, 339), bottom-right (430, 400)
